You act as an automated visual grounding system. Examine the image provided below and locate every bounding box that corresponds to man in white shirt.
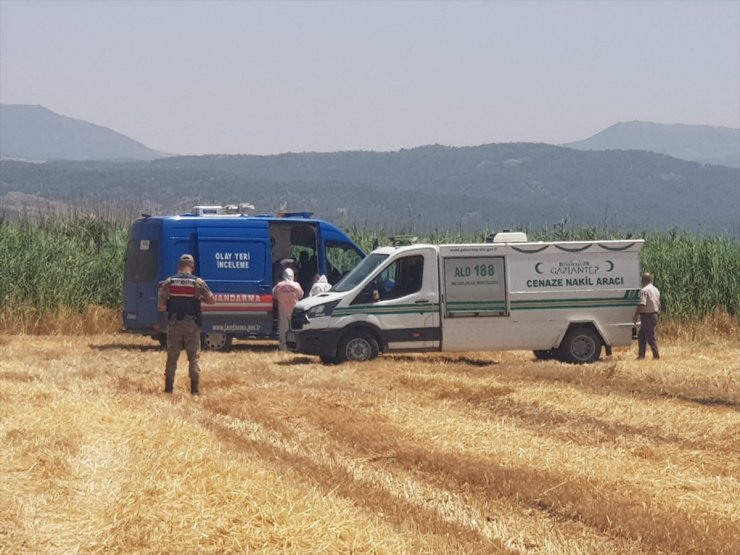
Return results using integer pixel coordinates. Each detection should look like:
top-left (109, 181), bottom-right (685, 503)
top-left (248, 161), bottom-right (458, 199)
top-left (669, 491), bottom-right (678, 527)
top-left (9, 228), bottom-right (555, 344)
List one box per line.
top-left (633, 272), bottom-right (661, 360)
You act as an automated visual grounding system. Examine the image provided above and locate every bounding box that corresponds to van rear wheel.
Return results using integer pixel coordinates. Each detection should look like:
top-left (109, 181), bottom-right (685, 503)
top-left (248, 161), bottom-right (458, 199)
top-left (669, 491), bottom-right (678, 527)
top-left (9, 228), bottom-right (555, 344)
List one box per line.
top-left (337, 331), bottom-right (379, 363)
top-left (202, 332), bottom-right (232, 351)
top-left (558, 328), bottom-right (602, 364)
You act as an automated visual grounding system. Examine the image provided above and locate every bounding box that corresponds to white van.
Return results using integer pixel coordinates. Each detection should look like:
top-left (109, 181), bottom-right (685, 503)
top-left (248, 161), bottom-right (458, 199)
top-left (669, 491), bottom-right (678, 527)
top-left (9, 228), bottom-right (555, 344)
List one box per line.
top-left (287, 233), bottom-right (643, 364)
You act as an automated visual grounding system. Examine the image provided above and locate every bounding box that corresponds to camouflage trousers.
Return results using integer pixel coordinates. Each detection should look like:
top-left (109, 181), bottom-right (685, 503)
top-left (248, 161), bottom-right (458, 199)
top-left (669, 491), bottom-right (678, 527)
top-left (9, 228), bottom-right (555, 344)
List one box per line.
top-left (165, 318), bottom-right (201, 385)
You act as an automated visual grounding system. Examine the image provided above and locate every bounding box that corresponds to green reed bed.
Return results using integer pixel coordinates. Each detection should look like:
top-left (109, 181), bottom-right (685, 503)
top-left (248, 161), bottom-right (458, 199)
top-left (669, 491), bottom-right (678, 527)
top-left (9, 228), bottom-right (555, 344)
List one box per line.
top-left (0, 217), bottom-right (126, 312)
top-left (1, 218), bottom-right (737, 322)
top-left (640, 232), bottom-right (739, 320)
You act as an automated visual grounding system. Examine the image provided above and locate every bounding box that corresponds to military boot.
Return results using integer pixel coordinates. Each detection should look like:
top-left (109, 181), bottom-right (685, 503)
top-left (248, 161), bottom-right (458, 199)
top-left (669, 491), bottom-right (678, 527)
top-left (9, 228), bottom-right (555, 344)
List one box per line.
top-left (191, 380), bottom-right (200, 396)
top-left (164, 379), bottom-right (174, 394)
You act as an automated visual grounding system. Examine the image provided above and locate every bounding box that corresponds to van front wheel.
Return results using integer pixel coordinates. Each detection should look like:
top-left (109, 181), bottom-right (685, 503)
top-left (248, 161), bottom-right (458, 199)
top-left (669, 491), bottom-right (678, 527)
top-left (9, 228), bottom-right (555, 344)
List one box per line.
top-left (337, 331), bottom-right (379, 363)
top-left (558, 328), bottom-right (602, 364)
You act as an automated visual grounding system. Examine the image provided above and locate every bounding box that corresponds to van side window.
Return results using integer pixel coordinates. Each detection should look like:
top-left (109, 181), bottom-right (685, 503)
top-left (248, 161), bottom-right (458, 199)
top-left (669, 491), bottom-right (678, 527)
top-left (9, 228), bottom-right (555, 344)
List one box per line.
top-left (377, 255), bottom-right (424, 300)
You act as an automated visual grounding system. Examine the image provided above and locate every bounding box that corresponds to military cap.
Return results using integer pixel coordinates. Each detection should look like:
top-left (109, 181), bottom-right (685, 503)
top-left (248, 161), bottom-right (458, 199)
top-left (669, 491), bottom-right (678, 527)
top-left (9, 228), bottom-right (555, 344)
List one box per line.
top-left (179, 254), bottom-right (195, 265)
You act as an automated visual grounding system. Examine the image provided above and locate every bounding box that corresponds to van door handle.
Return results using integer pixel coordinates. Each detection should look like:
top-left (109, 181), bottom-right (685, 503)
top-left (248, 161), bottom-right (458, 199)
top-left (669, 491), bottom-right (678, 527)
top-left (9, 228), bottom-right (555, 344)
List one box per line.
top-left (415, 299), bottom-right (430, 304)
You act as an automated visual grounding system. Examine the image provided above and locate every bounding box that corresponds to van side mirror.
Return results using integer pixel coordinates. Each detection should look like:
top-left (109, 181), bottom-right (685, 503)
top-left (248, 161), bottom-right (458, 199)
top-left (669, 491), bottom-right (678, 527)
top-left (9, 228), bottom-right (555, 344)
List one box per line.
top-left (353, 282), bottom-right (380, 305)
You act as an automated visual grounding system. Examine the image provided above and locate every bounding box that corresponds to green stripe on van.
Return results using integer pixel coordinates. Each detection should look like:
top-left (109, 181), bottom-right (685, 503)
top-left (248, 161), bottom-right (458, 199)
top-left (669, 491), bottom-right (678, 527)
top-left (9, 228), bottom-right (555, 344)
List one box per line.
top-left (511, 296), bottom-right (637, 310)
top-left (511, 302), bottom-right (636, 310)
top-left (331, 296), bottom-right (636, 317)
top-left (333, 304), bottom-right (440, 317)
top-left (447, 300), bottom-right (506, 314)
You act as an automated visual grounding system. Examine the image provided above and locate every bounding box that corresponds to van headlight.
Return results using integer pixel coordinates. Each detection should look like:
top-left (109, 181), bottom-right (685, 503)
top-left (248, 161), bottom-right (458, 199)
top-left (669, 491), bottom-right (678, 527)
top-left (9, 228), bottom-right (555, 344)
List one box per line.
top-left (306, 300), bottom-right (340, 319)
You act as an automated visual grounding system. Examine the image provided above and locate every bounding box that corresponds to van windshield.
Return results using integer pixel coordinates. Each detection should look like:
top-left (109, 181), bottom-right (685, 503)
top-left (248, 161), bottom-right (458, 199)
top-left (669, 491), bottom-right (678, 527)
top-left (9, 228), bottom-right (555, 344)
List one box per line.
top-left (332, 253), bottom-right (388, 293)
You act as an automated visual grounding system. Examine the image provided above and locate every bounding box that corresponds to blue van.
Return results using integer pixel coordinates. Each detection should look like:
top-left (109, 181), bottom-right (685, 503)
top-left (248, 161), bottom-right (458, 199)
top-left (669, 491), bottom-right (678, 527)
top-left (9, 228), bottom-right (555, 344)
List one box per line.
top-left (123, 205), bottom-right (364, 349)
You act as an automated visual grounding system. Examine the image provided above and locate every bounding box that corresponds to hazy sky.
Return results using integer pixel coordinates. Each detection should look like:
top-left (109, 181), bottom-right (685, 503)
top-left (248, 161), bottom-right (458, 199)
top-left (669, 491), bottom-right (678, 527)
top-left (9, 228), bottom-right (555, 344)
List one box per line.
top-left (1, 0), bottom-right (738, 155)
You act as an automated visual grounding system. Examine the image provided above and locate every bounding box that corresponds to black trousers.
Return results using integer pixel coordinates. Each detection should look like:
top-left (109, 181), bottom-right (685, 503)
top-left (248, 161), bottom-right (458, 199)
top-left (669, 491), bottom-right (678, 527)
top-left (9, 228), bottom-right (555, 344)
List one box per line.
top-left (638, 313), bottom-right (660, 359)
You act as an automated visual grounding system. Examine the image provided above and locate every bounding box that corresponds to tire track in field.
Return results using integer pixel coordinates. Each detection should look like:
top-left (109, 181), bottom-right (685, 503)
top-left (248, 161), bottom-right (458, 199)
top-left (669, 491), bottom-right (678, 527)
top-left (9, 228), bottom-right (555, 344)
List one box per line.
top-left (202, 416), bottom-right (511, 554)
top-left (200, 388), bottom-right (636, 553)
top-left (393, 374), bottom-right (739, 477)
top-left (282, 393), bottom-right (738, 555)
top-left (88, 341), bottom-right (740, 553)
top-left (392, 354), bottom-right (740, 409)
top-left (336, 357), bottom-right (739, 471)
top-left (201, 381), bottom-right (737, 554)
top-left (202, 411), bottom-right (645, 554)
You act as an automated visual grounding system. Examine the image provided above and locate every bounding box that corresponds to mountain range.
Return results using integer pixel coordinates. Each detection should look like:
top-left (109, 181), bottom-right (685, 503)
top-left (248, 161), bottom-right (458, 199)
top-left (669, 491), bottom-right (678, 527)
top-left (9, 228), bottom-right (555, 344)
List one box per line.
top-left (0, 104), bottom-right (738, 235)
top-left (564, 121), bottom-right (740, 168)
top-left (0, 104), bottom-right (162, 161)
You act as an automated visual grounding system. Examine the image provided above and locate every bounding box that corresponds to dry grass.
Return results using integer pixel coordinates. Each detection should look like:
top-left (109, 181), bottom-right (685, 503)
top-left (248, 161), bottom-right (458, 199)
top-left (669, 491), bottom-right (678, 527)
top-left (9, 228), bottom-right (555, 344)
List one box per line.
top-left (661, 309), bottom-right (740, 341)
top-left (0, 306), bottom-right (120, 335)
top-left (1, 332), bottom-right (738, 554)
top-left (3, 306), bottom-right (738, 341)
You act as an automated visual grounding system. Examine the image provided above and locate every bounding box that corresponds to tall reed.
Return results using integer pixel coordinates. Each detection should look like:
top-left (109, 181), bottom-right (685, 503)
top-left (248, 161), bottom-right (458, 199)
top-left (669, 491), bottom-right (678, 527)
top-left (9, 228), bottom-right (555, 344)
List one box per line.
top-left (0, 217), bottom-right (126, 312)
top-left (1, 217), bottom-right (737, 322)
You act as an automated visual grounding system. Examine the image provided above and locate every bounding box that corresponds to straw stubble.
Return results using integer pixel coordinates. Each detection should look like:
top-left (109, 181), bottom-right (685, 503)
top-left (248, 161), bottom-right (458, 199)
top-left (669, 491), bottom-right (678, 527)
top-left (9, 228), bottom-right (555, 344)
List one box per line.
top-left (0, 334), bottom-right (738, 553)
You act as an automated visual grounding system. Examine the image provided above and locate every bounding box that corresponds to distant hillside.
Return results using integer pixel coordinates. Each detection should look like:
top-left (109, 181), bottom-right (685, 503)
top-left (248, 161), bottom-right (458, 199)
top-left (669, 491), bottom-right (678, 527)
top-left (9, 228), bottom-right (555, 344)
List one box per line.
top-left (1, 144), bottom-right (738, 235)
top-left (563, 121), bottom-right (740, 168)
top-left (0, 104), bottom-right (162, 161)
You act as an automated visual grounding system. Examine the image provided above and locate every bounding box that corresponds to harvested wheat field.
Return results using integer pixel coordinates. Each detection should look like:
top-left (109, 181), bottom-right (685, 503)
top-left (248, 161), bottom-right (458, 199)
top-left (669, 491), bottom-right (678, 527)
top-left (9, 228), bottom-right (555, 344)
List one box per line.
top-left (1, 333), bottom-right (738, 554)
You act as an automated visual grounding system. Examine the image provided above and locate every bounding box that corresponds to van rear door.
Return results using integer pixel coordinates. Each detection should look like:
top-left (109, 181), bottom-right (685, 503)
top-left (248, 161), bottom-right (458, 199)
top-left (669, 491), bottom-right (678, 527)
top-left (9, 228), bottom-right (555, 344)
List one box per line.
top-left (123, 218), bottom-right (162, 333)
top-left (196, 224), bottom-right (273, 337)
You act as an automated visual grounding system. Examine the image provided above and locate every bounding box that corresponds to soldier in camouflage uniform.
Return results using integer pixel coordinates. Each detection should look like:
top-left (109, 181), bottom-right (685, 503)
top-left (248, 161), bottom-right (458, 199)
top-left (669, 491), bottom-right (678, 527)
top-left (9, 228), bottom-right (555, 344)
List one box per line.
top-left (158, 254), bottom-right (215, 395)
